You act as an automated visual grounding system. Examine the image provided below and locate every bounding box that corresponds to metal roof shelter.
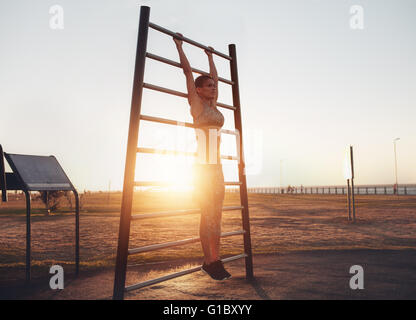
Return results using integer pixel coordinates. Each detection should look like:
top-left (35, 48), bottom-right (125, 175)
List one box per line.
top-left (0, 144), bottom-right (80, 282)
top-left (113, 6), bottom-right (254, 300)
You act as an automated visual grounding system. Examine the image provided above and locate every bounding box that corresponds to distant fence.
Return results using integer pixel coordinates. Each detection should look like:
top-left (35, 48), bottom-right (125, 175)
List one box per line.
top-left (227, 185), bottom-right (416, 196)
top-left (6, 187), bottom-right (414, 198)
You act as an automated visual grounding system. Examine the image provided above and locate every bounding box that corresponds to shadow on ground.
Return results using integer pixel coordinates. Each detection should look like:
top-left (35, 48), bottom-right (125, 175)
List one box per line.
top-left (1, 249), bottom-right (415, 300)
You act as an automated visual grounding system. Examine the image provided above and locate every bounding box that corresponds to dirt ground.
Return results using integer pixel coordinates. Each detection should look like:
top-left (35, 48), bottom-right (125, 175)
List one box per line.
top-left (0, 193), bottom-right (415, 299)
top-left (3, 249), bottom-right (415, 300)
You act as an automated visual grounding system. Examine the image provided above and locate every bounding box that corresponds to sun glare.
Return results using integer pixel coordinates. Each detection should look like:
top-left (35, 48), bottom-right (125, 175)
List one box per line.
top-left (135, 123), bottom-right (237, 193)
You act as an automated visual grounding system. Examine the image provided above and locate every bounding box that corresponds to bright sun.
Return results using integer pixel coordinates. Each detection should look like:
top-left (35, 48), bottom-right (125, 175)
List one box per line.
top-left (136, 154), bottom-right (195, 192)
top-left (134, 124), bottom-right (236, 192)
top-left (162, 158), bottom-right (194, 192)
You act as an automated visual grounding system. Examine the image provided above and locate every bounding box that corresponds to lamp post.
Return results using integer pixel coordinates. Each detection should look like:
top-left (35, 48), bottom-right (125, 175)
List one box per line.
top-left (280, 159), bottom-right (285, 194)
top-left (393, 138), bottom-right (400, 195)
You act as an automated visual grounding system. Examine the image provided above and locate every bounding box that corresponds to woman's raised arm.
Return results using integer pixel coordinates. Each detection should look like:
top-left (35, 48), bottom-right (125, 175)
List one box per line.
top-left (205, 46), bottom-right (219, 101)
top-left (173, 33), bottom-right (201, 115)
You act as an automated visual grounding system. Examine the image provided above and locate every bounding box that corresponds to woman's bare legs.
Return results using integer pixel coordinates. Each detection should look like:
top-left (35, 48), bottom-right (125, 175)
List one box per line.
top-left (200, 202), bottom-right (221, 264)
top-left (199, 192), bottom-right (224, 265)
top-left (210, 199), bottom-right (223, 262)
top-left (196, 164), bottom-right (225, 265)
top-left (199, 206), bottom-right (211, 263)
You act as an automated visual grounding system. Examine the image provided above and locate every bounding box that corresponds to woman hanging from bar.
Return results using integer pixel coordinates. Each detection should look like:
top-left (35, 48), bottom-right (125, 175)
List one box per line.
top-left (173, 33), bottom-right (231, 281)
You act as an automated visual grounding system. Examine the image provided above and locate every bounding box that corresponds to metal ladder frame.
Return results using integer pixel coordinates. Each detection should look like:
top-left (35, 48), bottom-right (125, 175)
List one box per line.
top-left (113, 5), bottom-right (253, 300)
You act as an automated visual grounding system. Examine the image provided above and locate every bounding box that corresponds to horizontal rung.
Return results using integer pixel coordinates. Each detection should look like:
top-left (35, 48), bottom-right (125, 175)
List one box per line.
top-left (136, 147), bottom-right (238, 161)
top-left (144, 82), bottom-right (186, 98)
top-left (134, 181), bottom-right (240, 187)
top-left (137, 147), bottom-right (197, 157)
top-left (139, 115), bottom-right (239, 137)
top-left (217, 102), bottom-right (236, 111)
top-left (128, 230), bottom-right (245, 255)
top-left (132, 208), bottom-right (199, 220)
top-left (124, 253), bottom-right (247, 292)
top-left (146, 52), bottom-right (234, 85)
top-left (134, 181), bottom-right (174, 186)
top-left (221, 155), bottom-right (239, 160)
top-left (220, 128), bottom-right (239, 136)
top-left (225, 181), bottom-right (242, 186)
top-left (135, 181), bottom-right (240, 187)
top-left (148, 22), bottom-right (232, 61)
top-left (131, 206), bottom-right (243, 220)
top-left (143, 83), bottom-right (236, 111)
top-left (140, 114), bottom-right (194, 128)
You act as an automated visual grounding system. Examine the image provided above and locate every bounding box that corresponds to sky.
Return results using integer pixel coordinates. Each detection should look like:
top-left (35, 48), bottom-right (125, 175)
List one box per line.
top-left (1, 0), bottom-right (415, 191)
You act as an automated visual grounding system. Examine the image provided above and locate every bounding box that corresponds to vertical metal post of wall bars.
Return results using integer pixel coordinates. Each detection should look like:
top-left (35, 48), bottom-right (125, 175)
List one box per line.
top-left (229, 43), bottom-right (254, 279)
top-left (113, 6), bottom-right (150, 300)
top-left (113, 6), bottom-right (254, 300)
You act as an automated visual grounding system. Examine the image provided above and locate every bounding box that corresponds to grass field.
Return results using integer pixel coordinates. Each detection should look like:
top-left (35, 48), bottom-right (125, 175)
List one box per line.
top-left (1, 191), bottom-right (415, 287)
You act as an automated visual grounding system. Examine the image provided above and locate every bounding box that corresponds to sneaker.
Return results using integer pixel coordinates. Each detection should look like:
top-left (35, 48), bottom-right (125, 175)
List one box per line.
top-left (201, 262), bottom-right (219, 280)
top-left (212, 260), bottom-right (232, 280)
top-left (201, 261), bottom-right (231, 280)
